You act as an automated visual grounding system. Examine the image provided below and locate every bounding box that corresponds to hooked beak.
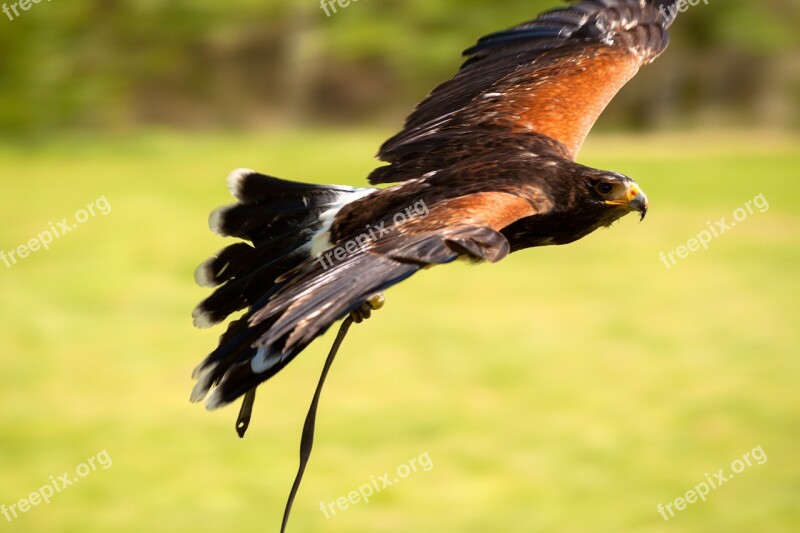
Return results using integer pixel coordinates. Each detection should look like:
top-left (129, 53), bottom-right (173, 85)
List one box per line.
top-left (606, 183), bottom-right (649, 221)
top-left (630, 188), bottom-right (649, 221)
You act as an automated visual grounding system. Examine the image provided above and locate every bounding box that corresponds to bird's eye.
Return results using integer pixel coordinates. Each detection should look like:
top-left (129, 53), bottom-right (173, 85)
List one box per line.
top-left (595, 182), bottom-right (614, 196)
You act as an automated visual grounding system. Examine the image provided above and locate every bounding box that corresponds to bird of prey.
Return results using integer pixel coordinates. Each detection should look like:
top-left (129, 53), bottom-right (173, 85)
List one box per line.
top-left (192, 0), bottom-right (678, 508)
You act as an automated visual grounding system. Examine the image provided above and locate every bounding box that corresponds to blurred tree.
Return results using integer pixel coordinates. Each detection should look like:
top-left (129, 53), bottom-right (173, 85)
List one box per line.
top-left (0, 0), bottom-right (797, 136)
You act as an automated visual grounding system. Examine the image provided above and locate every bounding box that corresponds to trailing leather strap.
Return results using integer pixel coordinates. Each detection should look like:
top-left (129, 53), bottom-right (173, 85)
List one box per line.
top-left (236, 389), bottom-right (256, 438)
top-left (235, 307), bottom-right (369, 531)
top-left (279, 315), bottom-right (355, 533)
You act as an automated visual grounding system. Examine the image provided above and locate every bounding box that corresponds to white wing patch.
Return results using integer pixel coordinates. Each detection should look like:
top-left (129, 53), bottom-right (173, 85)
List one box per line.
top-left (309, 188), bottom-right (377, 257)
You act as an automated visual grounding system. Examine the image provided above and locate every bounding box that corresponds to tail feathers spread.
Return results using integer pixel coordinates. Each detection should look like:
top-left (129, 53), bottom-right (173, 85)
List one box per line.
top-left (192, 225), bottom-right (510, 410)
top-left (192, 169), bottom-right (375, 329)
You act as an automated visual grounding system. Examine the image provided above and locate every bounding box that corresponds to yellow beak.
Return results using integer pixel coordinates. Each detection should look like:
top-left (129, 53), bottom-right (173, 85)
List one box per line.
top-left (605, 184), bottom-right (649, 220)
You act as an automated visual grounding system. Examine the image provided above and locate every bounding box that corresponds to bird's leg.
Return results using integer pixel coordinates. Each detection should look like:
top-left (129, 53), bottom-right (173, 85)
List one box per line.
top-left (351, 292), bottom-right (386, 323)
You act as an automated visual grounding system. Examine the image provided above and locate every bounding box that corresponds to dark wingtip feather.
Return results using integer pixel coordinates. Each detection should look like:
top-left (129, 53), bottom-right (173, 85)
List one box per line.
top-left (463, 0), bottom-right (676, 62)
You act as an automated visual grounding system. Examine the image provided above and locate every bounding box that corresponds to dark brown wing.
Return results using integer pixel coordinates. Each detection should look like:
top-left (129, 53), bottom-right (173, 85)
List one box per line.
top-left (249, 189), bottom-right (537, 350)
top-left (195, 205), bottom-right (523, 408)
top-left (371, 0), bottom-right (677, 185)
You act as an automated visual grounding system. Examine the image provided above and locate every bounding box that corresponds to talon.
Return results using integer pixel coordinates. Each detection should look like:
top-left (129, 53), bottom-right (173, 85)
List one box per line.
top-left (367, 293), bottom-right (385, 310)
top-left (351, 294), bottom-right (385, 323)
top-left (352, 307), bottom-right (366, 323)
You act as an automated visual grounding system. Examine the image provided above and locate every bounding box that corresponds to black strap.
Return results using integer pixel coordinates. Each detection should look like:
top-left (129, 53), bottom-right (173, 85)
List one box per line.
top-left (236, 388), bottom-right (256, 438)
top-left (280, 315), bottom-right (355, 533)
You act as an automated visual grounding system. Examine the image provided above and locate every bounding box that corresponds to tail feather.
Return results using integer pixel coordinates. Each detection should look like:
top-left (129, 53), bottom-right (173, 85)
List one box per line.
top-left (190, 316), bottom-right (264, 403)
top-left (192, 252), bottom-right (299, 328)
top-left (228, 168), bottom-right (357, 205)
top-left (209, 202), bottom-right (326, 246)
top-left (192, 169), bottom-right (375, 329)
top-left (194, 242), bottom-right (260, 288)
top-left (214, 169), bottom-right (369, 244)
top-left (196, 222), bottom-right (322, 290)
top-left (192, 169), bottom-right (377, 403)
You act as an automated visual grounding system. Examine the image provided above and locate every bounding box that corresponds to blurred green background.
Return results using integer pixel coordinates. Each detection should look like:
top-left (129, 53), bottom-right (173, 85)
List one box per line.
top-left (1, 1), bottom-right (799, 532)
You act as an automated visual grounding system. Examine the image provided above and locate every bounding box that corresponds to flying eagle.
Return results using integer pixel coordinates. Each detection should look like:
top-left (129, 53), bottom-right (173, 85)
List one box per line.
top-left (192, 0), bottom-right (677, 468)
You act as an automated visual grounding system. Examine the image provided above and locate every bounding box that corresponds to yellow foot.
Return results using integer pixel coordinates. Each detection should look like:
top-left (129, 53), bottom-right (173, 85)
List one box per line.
top-left (351, 293), bottom-right (385, 323)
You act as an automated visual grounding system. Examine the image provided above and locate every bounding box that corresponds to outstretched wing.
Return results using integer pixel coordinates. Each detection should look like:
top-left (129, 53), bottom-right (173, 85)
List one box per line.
top-left (371, 0), bottom-right (678, 184)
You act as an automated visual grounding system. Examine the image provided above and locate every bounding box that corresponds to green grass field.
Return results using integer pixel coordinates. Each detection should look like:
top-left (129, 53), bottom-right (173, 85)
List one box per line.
top-left (1, 130), bottom-right (798, 532)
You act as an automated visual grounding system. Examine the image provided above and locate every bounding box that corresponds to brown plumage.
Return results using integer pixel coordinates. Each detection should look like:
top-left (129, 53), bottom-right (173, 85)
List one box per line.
top-left (191, 0), bottom-right (677, 410)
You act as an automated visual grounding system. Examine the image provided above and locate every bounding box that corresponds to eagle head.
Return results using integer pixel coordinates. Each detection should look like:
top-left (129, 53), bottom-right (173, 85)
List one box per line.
top-left (584, 170), bottom-right (649, 225)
